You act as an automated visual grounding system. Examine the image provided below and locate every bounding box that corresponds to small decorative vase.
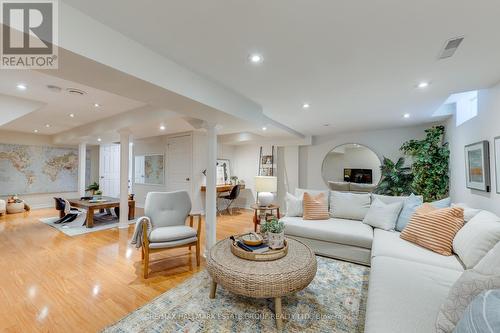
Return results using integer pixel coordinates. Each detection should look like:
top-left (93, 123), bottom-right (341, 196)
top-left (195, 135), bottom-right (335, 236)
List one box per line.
top-left (267, 231), bottom-right (285, 250)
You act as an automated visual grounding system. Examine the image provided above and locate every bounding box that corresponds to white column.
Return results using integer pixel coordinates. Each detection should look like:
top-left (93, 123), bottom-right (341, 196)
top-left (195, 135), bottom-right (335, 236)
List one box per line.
top-left (118, 129), bottom-right (131, 228)
top-left (205, 122), bottom-right (218, 251)
top-left (78, 142), bottom-right (87, 197)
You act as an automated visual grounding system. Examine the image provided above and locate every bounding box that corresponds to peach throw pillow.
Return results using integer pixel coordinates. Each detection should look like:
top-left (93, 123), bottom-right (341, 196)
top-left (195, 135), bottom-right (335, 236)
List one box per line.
top-left (400, 203), bottom-right (464, 256)
top-left (303, 192), bottom-right (329, 220)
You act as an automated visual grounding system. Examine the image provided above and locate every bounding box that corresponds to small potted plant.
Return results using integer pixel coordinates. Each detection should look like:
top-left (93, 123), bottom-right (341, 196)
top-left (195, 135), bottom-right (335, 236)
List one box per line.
top-left (260, 217), bottom-right (285, 249)
top-left (86, 182), bottom-right (100, 196)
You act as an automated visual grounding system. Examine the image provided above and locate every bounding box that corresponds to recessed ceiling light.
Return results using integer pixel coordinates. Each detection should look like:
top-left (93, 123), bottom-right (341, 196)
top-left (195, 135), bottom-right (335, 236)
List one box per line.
top-left (159, 125), bottom-right (166, 131)
top-left (403, 113), bottom-right (411, 119)
top-left (33, 129), bottom-right (38, 133)
top-left (302, 103), bottom-right (310, 109)
top-left (69, 113), bottom-right (75, 118)
top-left (249, 53), bottom-right (263, 64)
top-left (97, 138), bottom-right (102, 142)
top-left (417, 81), bottom-right (429, 89)
top-left (45, 124), bottom-right (50, 128)
top-left (16, 84), bottom-right (27, 90)
top-left (262, 126), bottom-right (267, 131)
top-left (94, 103), bottom-right (100, 108)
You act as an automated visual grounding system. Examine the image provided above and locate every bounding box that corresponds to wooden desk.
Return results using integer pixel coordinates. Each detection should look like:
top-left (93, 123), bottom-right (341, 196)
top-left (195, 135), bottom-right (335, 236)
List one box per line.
top-left (200, 184), bottom-right (245, 193)
top-left (67, 196), bottom-right (135, 228)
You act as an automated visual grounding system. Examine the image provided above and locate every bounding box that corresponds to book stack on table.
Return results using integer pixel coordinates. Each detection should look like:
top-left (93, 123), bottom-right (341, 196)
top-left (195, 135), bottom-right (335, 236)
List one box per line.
top-left (235, 240), bottom-right (269, 254)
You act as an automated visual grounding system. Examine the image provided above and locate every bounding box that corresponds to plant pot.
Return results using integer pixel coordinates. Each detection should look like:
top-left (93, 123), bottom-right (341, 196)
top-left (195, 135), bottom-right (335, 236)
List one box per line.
top-left (267, 231), bottom-right (285, 250)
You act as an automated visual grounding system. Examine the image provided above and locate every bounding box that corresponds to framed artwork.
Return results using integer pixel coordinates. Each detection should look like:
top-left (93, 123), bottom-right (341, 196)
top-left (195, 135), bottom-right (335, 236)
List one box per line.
top-left (464, 141), bottom-right (490, 192)
top-left (216, 159), bottom-right (231, 185)
top-left (134, 154), bottom-right (165, 185)
top-left (495, 137), bottom-right (500, 194)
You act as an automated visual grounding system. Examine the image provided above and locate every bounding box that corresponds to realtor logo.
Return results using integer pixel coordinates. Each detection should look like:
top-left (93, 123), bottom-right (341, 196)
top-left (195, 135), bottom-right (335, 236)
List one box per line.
top-left (1, 0), bottom-right (58, 69)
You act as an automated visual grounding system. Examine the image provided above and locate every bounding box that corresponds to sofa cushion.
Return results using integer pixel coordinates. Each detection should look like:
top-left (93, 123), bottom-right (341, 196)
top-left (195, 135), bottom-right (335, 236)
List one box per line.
top-left (396, 193), bottom-right (424, 231)
top-left (328, 181), bottom-right (350, 192)
top-left (474, 240), bottom-right (500, 275)
top-left (329, 191), bottom-right (371, 221)
top-left (295, 188), bottom-right (328, 200)
top-left (303, 192), bottom-right (329, 220)
top-left (400, 204), bottom-right (464, 256)
top-left (371, 229), bottom-right (464, 271)
top-left (365, 256), bottom-right (461, 333)
top-left (362, 198), bottom-right (402, 231)
top-left (282, 216), bottom-right (374, 249)
top-left (451, 203), bottom-right (481, 222)
top-left (453, 210), bottom-right (500, 269)
top-left (285, 192), bottom-right (303, 217)
top-left (371, 193), bottom-right (407, 205)
top-left (149, 225), bottom-right (197, 243)
top-left (431, 197), bottom-right (452, 208)
top-left (349, 183), bottom-right (376, 193)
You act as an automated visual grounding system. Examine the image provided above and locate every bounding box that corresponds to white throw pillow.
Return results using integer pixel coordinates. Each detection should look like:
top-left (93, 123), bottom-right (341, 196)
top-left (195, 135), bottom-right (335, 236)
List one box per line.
top-left (362, 198), bottom-right (403, 230)
top-left (330, 191), bottom-right (371, 221)
top-left (285, 192), bottom-right (303, 217)
top-left (474, 240), bottom-right (500, 275)
top-left (295, 188), bottom-right (328, 201)
top-left (453, 210), bottom-right (500, 269)
top-left (371, 193), bottom-right (407, 205)
top-left (451, 203), bottom-right (481, 222)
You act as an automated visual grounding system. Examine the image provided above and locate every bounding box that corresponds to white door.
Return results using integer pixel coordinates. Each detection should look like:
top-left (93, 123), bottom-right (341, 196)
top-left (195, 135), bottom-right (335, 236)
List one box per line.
top-left (167, 135), bottom-right (192, 195)
top-left (99, 144), bottom-right (120, 198)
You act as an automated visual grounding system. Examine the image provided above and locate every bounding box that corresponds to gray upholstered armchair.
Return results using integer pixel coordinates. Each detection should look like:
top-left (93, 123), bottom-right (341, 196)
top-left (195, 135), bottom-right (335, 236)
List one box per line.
top-left (137, 191), bottom-right (202, 278)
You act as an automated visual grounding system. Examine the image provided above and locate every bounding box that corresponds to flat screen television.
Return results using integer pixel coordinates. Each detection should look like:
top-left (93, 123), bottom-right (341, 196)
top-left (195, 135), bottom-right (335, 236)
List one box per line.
top-left (344, 169), bottom-right (373, 184)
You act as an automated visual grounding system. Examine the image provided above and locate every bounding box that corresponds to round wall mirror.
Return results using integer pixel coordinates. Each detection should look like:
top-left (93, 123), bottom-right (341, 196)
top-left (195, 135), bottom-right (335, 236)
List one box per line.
top-left (321, 143), bottom-right (381, 190)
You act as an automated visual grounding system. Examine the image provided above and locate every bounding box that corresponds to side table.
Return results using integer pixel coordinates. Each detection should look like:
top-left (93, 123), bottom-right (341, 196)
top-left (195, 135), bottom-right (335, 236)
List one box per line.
top-left (251, 204), bottom-right (280, 232)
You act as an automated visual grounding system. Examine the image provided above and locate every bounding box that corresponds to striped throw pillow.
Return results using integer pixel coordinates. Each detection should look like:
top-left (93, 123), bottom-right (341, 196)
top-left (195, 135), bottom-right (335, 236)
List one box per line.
top-left (303, 192), bottom-right (329, 220)
top-left (400, 203), bottom-right (464, 256)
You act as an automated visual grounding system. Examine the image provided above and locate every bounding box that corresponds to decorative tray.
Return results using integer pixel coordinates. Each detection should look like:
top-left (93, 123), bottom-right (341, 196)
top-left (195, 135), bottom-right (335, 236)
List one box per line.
top-left (230, 234), bottom-right (288, 261)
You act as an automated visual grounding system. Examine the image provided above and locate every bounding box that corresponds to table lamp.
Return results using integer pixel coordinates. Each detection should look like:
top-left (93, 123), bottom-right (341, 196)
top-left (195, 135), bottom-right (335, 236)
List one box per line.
top-left (255, 176), bottom-right (277, 207)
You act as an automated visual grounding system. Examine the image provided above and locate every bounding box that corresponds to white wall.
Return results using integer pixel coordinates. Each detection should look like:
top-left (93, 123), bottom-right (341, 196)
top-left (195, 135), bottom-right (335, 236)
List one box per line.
top-left (447, 82), bottom-right (500, 215)
top-left (0, 130), bottom-right (99, 209)
top-left (299, 124), bottom-right (434, 190)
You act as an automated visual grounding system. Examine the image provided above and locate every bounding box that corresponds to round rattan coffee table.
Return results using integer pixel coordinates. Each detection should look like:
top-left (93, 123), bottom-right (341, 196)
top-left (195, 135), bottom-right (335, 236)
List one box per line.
top-left (206, 237), bottom-right (317, 330)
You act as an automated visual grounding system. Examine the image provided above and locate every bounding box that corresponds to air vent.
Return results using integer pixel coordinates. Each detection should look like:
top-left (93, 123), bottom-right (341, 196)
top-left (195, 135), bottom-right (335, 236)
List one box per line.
top-left (46, 84), bottom-right (62, 92)
top-left (66, 88), bottom-right (87, 96)
top-left (439, 37), bottom-right (464, 59)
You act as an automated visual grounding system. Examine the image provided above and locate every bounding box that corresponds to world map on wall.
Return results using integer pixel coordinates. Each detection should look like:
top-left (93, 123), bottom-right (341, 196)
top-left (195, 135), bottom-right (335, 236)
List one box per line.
top-left (144, 155), bottom-right (164, 185)
top-left (0, 143), bottom-right (78, 195)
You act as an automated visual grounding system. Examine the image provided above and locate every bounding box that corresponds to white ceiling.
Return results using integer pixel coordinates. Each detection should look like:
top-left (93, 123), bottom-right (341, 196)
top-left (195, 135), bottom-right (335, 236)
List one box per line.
top-left (63, 0), bottom-right (500, 135)
top-left (0, 71), bottom-right (145, 134)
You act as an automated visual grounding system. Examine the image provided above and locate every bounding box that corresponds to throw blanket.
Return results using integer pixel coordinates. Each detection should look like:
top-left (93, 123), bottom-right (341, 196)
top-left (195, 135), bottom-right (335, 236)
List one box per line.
top-left (130, 216), bottom-right (152, 248)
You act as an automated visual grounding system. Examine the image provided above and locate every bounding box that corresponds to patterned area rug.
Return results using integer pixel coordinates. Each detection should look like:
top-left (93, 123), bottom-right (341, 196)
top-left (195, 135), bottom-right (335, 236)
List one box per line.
top-left (103, 256), bottom-right (370, 333)
top-left (40, 213), bottom-right (135, 236)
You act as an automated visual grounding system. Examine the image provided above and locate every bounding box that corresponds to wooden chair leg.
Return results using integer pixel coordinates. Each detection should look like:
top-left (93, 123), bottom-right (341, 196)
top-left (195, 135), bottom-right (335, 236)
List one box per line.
top-left (196, 241), bottom-right (200, 266)
top-left (141, 246), bottom-right (144, 260)
top-left (143, 248), bottom-right (149, 279)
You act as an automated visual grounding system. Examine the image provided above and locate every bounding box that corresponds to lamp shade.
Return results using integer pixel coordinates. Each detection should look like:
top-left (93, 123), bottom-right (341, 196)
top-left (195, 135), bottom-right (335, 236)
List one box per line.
top-left (255, 176), bottom-right (277, 193)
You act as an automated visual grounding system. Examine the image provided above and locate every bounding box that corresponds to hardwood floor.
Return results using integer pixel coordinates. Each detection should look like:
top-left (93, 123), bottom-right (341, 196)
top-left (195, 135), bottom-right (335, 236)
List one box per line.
top-left (0, 208), bottom-right (255, 332)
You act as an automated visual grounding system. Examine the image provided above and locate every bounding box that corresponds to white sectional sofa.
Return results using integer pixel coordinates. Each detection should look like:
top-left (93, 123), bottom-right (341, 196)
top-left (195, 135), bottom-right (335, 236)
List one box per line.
top-left (281, 189), bottom-right (500, 333)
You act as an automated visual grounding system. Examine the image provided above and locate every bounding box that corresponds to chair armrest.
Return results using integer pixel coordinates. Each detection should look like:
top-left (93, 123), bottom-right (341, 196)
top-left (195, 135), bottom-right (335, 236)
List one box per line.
top-left (189, 214), bottom-right (202, 238)
top-left (141, 218), bottom-right (150, 248)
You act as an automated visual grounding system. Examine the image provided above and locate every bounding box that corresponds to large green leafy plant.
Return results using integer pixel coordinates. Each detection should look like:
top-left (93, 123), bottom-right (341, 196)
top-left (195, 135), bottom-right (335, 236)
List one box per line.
top-left (374, 157), bottom-right (413, 196)
top-left (400, 125), bottom-right (449, 202)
